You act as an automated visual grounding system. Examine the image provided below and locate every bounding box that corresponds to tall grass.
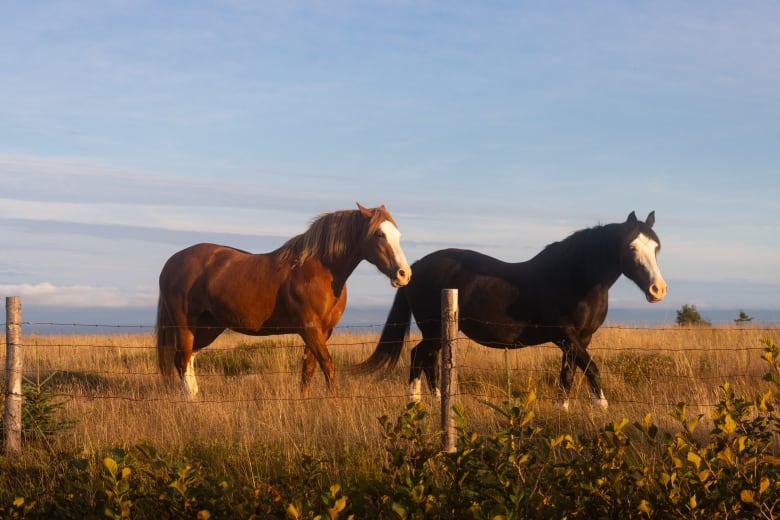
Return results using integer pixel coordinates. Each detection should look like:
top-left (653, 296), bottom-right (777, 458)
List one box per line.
top-left (2, 324), bottom-right (777, 480)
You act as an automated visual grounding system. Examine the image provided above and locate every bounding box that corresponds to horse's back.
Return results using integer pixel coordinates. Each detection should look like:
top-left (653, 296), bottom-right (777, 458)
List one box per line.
top-left (159, 243), bottom-right (288, 332)
top-left (161, 244), bottom-right (229, 286)
top-left (159, 243), bottom-right (265, 304)
top-left (406, 249), bottom-right (524, 318)
top-left (410, 248), bottom-right (520, 291)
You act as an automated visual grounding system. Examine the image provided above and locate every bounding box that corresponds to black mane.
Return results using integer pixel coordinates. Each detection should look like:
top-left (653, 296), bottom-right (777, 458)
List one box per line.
top-left (530, 223), bottom-right (625, 284)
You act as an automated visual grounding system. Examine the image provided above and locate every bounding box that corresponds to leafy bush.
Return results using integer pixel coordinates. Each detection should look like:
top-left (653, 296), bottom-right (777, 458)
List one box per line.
top-left (195, 343), bottom-right (258, 377)
top-left (2, 339), bottom-right (780, 518)
top-left (21, 374), bottom-right (76, 442)
top-left (677, 304), bottom-right (711, 326)
top-left (606, 351), bottom-right (676, 386)
top-left (196, 340), bottom-right (294, 376)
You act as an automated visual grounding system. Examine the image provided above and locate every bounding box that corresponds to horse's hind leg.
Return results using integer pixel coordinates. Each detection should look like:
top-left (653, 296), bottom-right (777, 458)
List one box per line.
top-left (556, 345), bottom-right (576, 411)
top-left (173, 328), bottom-right (199, 399)
top-left (176, 325), bottom-right (224, 398)
top-left (408, 339), bottom-right (440, 402)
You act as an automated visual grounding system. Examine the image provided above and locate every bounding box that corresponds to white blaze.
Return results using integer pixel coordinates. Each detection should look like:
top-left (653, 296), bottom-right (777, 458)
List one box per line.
top-left (631, 233), bottom-right (665, 288)
top-left (379, 220), bottom-right (409, 272)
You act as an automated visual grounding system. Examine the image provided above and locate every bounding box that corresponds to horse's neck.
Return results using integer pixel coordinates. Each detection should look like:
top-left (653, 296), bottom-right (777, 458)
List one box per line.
top-left (535, 227), bottom-right (623, 289)
top-left (300, 246), bottom-right (363, 291)
top-left (275, 226), bottom-right (364, 286)
top-left (575, 229), bottom-right (623, 289)
top-left (327, 254), bottom-right (363, 289)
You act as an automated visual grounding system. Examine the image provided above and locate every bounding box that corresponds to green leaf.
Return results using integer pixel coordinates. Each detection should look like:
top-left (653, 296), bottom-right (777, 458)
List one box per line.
top-left (329, 496), bottom-right (348, 518)
top-left (103, 458), bottom-right (118, 476)
top-left (722, 413), bottom-right (737, 434)
top-left (391, 502), bottom-right (408, 519)
top-left (687, 451), bottom-right (702, 469)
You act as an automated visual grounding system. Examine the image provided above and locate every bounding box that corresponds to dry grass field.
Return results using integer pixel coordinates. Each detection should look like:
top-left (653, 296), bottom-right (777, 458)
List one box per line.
top-left (2, 324), bottom-right (778, 479)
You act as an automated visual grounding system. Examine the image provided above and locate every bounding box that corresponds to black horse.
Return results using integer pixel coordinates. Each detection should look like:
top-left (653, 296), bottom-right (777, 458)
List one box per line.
top-left (353, 211), bottom-right (667, 410)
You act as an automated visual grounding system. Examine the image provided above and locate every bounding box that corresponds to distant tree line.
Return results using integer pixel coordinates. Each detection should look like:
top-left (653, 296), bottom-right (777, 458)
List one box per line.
top-left (675, 305), bottom-right (754, 326)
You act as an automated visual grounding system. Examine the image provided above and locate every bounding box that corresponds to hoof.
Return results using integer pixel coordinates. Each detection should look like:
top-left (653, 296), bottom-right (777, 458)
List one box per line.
top-left (591, 391), bottom-right (608, 410)
top-left (406, 378), bottom-right (422, 403)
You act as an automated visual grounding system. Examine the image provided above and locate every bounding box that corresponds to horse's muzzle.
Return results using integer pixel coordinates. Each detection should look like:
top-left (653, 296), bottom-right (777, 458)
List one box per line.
top-left (391, 267), bottom-right (412, 288)
top-left (646, 281), bottom-right (667, 302)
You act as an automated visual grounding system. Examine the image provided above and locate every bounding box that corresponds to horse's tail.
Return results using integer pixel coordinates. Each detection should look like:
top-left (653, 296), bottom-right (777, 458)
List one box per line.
top-left (155, 296), bottom-right (177, 380)
top-left (350, 288), bottom-right (412, 375)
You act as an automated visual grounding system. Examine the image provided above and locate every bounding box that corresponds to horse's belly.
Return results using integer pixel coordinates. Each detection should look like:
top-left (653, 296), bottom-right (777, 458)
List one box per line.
top-left (460, 320), bottom-right (524, 348)
top-left (233, 326), bottom-right (298, 336)
top-left (460, 320), bottom-right (561, 349)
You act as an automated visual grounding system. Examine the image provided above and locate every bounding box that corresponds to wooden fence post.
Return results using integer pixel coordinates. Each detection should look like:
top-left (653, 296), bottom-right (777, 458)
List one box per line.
top-left (440, 288), bottom-right (458, 453)
top-left (4, 296), bottom-right (23, 456)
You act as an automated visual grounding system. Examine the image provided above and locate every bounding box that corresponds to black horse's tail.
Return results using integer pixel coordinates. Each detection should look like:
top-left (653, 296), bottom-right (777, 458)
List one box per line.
top-left (350, 289), bottom-right (412, 374)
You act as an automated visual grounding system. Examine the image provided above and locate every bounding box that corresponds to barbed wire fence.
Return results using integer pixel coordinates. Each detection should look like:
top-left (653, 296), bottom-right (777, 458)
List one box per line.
top-left (3, 294), bottom-right (779, 455)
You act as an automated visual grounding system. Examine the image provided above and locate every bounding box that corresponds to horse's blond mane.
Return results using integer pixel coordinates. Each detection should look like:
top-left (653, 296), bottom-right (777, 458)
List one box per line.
top-left (277, 207), bottom-right (392, 265)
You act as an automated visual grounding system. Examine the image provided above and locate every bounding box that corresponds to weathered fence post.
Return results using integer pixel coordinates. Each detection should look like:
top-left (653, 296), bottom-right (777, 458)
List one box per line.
top-left (4, 296), bottom-right (23, 456)
top-left (440, 288), bottom-right (458, 453)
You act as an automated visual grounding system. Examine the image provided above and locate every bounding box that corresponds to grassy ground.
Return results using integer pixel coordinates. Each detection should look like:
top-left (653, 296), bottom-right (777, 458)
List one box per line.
top-left (2, 324), bottom-right (777, 481)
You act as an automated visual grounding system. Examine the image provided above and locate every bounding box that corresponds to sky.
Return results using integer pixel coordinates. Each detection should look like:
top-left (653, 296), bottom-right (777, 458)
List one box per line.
top-left (1, 1), bottom-right (779, 326)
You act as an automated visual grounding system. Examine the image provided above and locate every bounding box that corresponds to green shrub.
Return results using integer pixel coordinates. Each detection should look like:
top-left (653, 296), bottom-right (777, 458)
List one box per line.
top-left (676, 304), bottom-right (711, 326)
top-left (196, 343), bottom-right (257, 377)
top-left (606, 351), bottom-right (676, 386)
top-left (196, 340), bottom-right (294, 376)
top-left (3, 339), bottom-right (780, 518)
top-left (21, 374), bottom-right (76, 443)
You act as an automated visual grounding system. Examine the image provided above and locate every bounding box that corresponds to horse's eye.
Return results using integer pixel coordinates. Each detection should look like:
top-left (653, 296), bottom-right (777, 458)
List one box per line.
top-left (375, 231), bottom-right (386, 239)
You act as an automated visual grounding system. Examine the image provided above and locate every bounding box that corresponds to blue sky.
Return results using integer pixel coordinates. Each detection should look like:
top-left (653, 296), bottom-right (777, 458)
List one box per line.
top-left (1, 1), bottom-right (779, 324)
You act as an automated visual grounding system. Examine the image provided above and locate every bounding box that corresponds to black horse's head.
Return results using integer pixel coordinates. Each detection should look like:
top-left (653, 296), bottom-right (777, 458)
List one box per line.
top-left (620, 211), bottom-right (667, 303)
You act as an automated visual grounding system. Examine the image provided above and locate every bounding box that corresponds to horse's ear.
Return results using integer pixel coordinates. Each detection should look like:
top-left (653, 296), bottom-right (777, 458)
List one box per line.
top-left (356, 202), bottom-right (372, 217)
top-left (627, 211), bottom-right (638, 223)
top-left (646, 211), bottom-right (655, 228)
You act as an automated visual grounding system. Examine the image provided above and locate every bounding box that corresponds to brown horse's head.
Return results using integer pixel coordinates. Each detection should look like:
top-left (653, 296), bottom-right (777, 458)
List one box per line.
top-left (357, 203), bottom-right (412, 287)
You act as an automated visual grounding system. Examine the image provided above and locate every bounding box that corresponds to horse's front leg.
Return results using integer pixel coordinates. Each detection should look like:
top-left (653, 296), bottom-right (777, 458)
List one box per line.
top-left (556, 338), bottom-right (607, 410)
top-left (300, 348), bottom-right (318, 398)
top-left (300, 329), bottom-right (336, 398)
top-left (575, 346), bottom-right (607, 410)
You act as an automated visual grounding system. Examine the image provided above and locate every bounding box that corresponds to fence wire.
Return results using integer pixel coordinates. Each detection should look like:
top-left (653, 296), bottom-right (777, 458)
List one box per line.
top-left (3, 320), bottom-right (777, 390)
top-left (3, 315), bottom-right (779, 447)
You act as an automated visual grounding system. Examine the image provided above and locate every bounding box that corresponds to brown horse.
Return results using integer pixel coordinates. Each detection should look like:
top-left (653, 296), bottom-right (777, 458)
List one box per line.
top-left (156, 203), bottom-right (411, 398)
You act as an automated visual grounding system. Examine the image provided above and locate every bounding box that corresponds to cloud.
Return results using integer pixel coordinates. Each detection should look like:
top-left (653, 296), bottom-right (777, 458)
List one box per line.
top-left (0, 283), bottom-right (155, 308)
top-left (0, 153), bottom-right (317, 209)
top-left (0, 216), bottom-right (288, 252)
